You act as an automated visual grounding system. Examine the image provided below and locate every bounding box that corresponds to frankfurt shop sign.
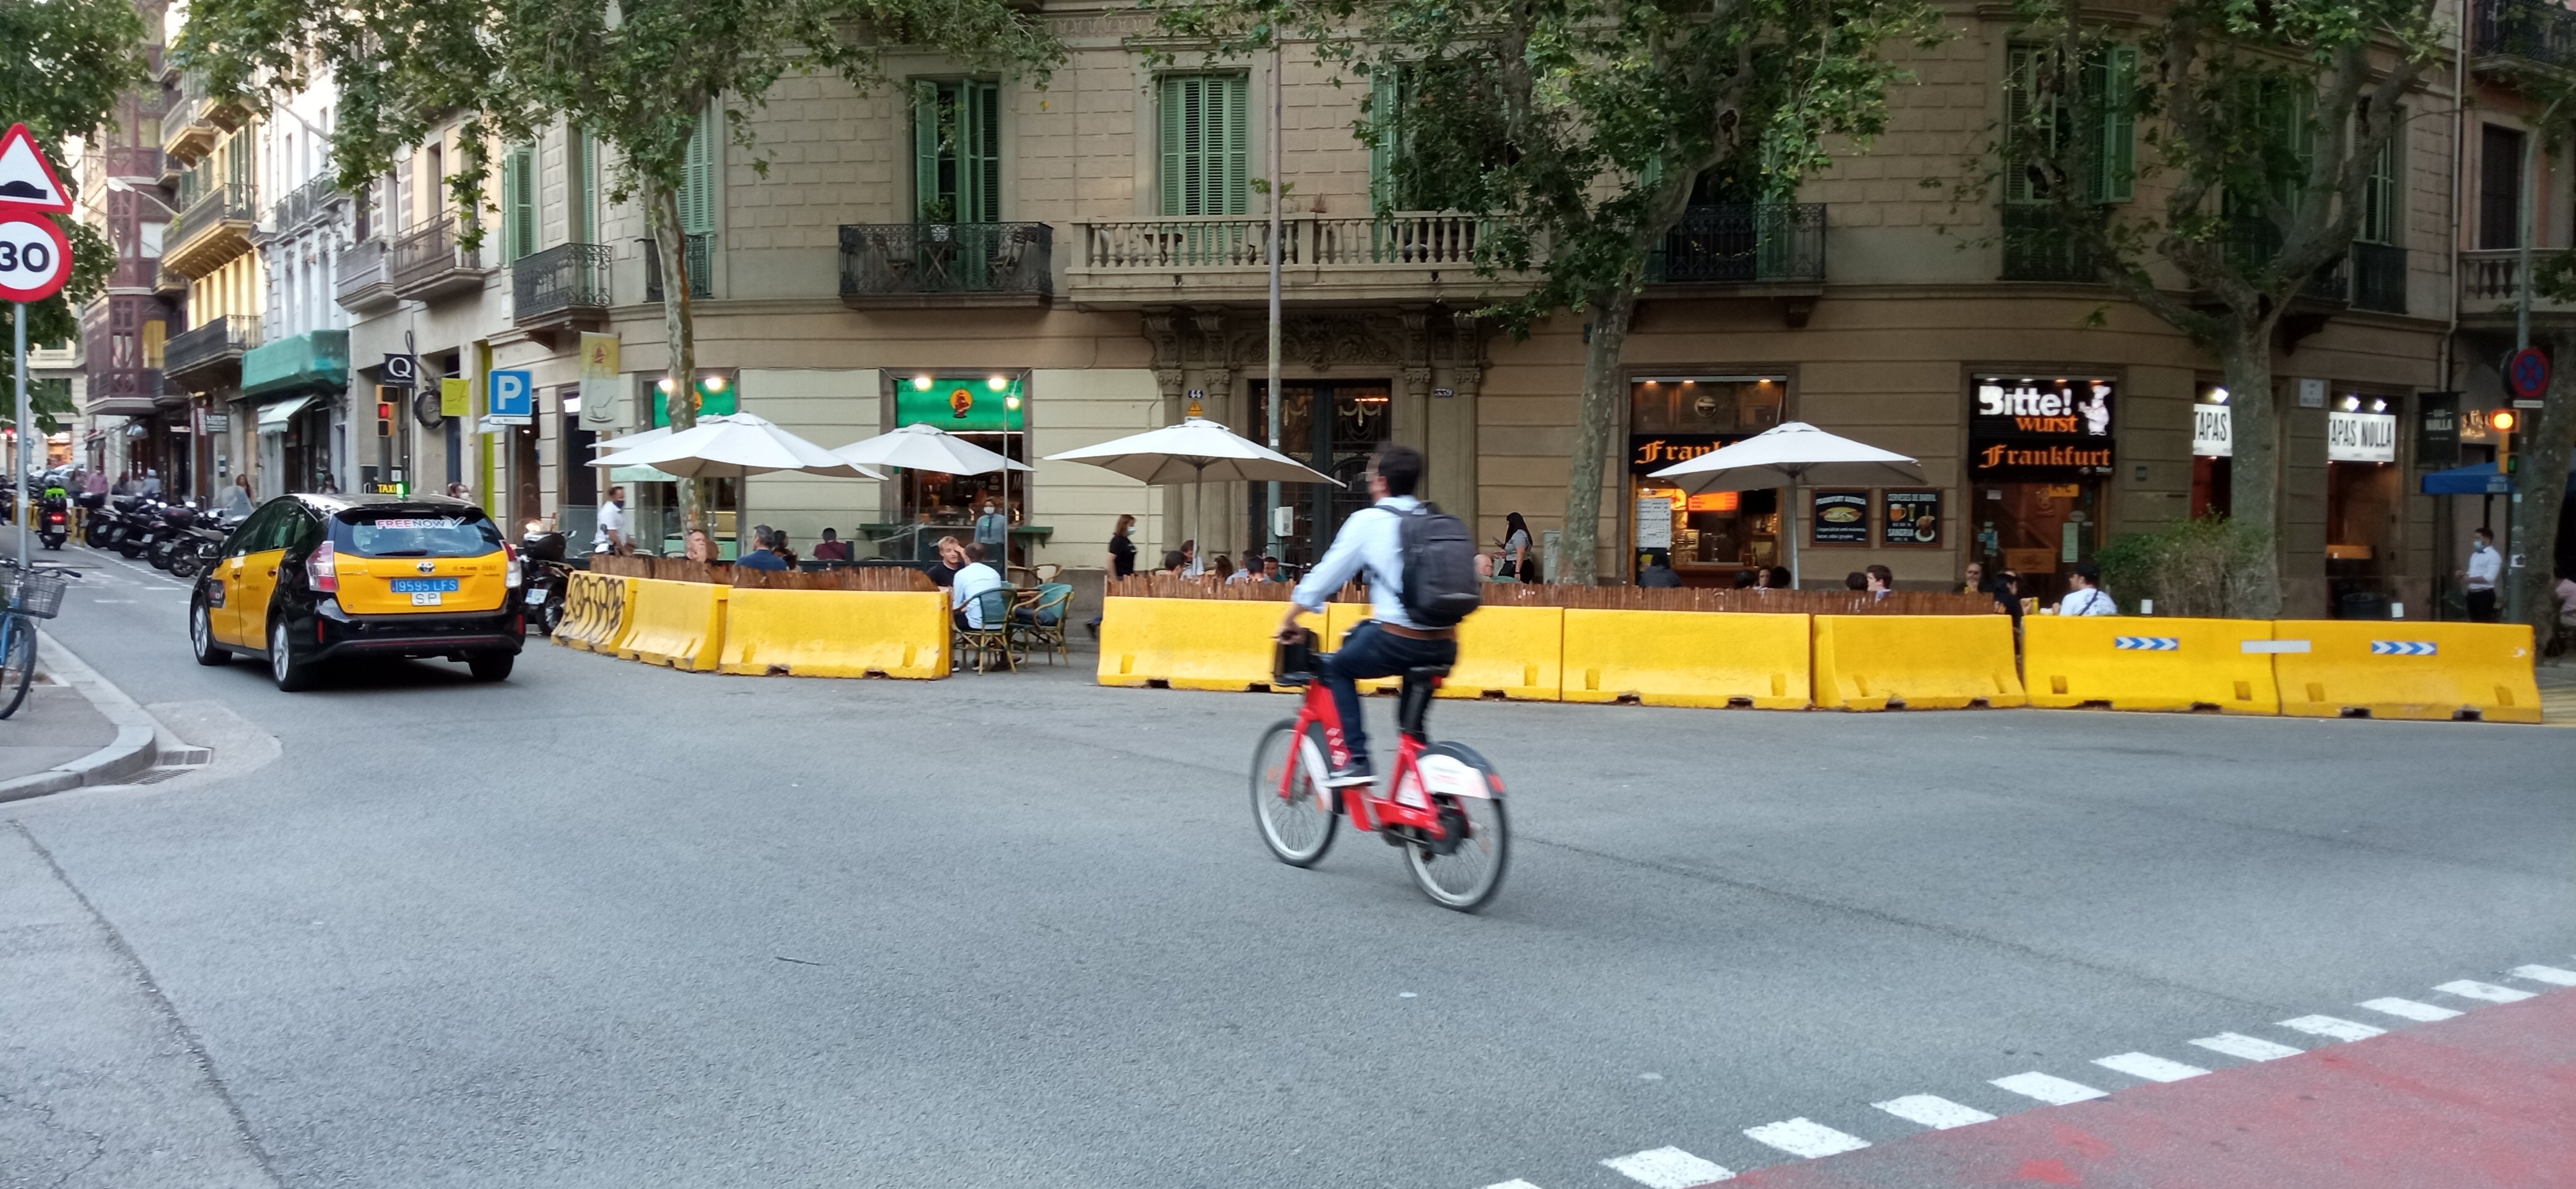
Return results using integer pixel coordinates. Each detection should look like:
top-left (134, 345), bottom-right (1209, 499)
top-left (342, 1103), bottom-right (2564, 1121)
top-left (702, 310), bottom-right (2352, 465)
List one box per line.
top-left (1970, 376), bottom-right (2115, 478)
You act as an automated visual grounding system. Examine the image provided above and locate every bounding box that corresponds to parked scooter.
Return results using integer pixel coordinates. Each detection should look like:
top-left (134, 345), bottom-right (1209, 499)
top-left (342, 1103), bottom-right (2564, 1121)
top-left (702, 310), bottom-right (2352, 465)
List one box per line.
top-left (74, 489), bottom-right (108, 547)
top-left (37, 489), bottom-right (69, 551)
top-left (519, 523), bottom-right (571, 636)
top-left (147, 502), bottom-right (203, 570)
top-left (103, 496), bottom-right (159, 558)
top-left (168, 508), bottom-right (240, 580)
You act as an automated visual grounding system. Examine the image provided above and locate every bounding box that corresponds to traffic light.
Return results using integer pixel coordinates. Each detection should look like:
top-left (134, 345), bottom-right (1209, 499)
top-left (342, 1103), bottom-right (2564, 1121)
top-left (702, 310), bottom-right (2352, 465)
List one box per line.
top-left (2493, 409), bottom-right (2520, 476)
top-left (375, 386), bottom-right (399, 438)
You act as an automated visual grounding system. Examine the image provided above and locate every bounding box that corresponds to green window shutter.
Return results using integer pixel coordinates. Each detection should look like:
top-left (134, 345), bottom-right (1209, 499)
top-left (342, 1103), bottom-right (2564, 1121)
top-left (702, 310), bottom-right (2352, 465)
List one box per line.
top-left (1219, 74), bottom-right (1248, 215)
top-left (914, 81), bottom-right (942, 221)
top-left (1160, 76), bottom-right (1186, 216)
top-left (1159, 74), bottom-right (1250, 216)
top-left (2097, 46), bottom-right (2136, 203)
top-left (681, 105), bottom-right (717, 235)
top-left (504, 145), bottom-right (536, 261)
top-left (2004, 46), bottom-right (2038, 205)
top-left (965, 81), bottom-right (1000, 223)
top-left (1369, 71), bottom-right (1396, 211)
top-left (572, 129), bottom-right (595, 243)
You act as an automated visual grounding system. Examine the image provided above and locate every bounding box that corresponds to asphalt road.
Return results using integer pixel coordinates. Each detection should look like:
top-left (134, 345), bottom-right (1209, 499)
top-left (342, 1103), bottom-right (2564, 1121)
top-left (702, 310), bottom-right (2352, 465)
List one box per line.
top-left (4, 541), bottom-right (2570, 1189)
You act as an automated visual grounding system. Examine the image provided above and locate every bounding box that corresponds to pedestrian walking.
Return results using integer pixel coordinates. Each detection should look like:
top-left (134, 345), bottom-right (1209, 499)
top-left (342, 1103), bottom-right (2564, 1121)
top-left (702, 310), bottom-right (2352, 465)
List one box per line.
top-left (2058, 562), bottom-right (2116, 616)
top-left (2463, 527), bottom-right (2502, 622)
top-left (220, 474), bottom-right (254, 515)
top-left (1497, 512), bottom-right (1532, 581)
top-left (594, 485), bottom-right (630, 556)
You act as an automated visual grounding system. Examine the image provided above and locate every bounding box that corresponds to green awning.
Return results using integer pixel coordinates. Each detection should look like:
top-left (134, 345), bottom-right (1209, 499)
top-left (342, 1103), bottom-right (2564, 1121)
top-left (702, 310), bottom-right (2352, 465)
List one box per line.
top-left (242, 329), bottom-right (350, 399)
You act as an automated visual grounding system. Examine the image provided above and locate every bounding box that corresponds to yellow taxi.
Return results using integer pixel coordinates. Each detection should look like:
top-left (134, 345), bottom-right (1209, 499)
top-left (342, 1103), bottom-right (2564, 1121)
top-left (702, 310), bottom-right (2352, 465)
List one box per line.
top-left (188, 494), bottom-right (526, 690)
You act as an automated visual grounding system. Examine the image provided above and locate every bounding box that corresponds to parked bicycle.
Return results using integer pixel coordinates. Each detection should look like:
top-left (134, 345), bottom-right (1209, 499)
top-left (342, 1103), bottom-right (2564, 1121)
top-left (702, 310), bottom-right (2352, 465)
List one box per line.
top-left (1250, 628), bottom-right (1510, 911)
top-left (0, 558), bottom-right (77, 720)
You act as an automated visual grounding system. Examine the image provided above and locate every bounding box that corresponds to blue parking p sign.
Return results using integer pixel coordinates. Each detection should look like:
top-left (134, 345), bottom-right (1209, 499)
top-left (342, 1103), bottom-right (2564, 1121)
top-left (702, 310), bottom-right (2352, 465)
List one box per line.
top-left (488, 369), bottom-right (534, 424)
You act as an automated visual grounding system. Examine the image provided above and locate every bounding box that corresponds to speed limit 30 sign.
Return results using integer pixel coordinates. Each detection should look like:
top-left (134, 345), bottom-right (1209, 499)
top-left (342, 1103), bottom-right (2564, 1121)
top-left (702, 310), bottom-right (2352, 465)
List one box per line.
top-left (0, 216), bottom-right (70, 303)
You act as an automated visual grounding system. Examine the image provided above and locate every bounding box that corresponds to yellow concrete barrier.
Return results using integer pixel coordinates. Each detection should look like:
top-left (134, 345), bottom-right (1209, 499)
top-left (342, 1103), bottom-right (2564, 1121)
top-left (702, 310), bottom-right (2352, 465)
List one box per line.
top-left (616, 578), bottom-right (727, 672)
top-left (2271, 621), bottom-right (2541, 723)
top-left (1812, 614), bottom-right (2028, 710)
top-left (718, 588), bottom-right (951, 679)
top-left (2022, 616), bottom-right (2279, 714)
top-left (551, 572), bottom-right (633, 653)
top-left (1097, 596), bottom-right (1297, 690)
top-left (1322, 603), bottom-right (1564, 700)
top-left (1560, 609), bottom-right (1811, 709)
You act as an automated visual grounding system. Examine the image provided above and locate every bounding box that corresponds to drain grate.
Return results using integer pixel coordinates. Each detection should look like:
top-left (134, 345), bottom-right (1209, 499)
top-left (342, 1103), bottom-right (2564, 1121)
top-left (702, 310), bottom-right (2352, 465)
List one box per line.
top-left (121, 767), bottom-right (195, 785)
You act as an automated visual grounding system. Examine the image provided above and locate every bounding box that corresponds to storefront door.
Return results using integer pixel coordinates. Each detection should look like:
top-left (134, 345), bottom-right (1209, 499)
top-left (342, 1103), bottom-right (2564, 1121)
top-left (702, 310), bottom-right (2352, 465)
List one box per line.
top-left (1968, 374), bottom-right (2117, 604)
top-left (1247, 380), bottom-right (1390, 568)
top-left (1973, 481), bottom-right (2100, 604)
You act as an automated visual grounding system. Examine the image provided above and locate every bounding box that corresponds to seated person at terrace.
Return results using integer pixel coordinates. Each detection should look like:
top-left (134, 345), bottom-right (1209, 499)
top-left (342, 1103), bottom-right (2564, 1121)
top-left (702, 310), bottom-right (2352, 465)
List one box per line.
top-left (951, 543), bottom-right (1006, 629)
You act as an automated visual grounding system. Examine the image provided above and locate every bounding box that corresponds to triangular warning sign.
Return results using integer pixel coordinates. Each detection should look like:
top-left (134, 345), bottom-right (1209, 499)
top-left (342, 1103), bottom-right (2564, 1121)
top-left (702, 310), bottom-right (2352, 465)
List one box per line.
top-left (0, 124), bottom-right (73, 214)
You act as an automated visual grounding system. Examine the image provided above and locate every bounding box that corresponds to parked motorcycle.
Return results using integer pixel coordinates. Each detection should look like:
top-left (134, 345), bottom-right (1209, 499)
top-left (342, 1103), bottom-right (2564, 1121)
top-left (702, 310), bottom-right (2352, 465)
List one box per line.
top-left (146, 502), bottom-right (204, 570)
top-left (520, 525), bottom-right (571, 636)
top-left (168, 508), bottom-right (240, 580)
top-left (75, 490), bottom-right (108, 547)
top-left (103, 496), bottom-right (158, 558)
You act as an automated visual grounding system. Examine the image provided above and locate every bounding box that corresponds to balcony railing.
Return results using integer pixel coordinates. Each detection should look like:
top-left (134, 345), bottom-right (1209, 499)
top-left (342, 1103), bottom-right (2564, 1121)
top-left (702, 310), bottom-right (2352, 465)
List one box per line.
top-left (271, 174), bottom-right (340, 233)
top-left (1648, 204), bottom-right (1827, 284)
top-left (335, 237), bottom-right (393, 309)
top-left (1999, 206), bottom-right (2099, 282)
top-left (2456, 248), bottom-right (2576, 320)
top-left (839, 222), bottom-right (1051, 305)
top-left (170, 181), bottom-right (253, 247)
top-left (2224, 216), bottom-right (2349, 303)
top-left (2473, 0), bottom-right (2576, 68)
top-left (2349, 242), bottom-right (2407, 314)
top-left (162, 182), bottom-right (258, 277)
top-left (1079, 212), bottom-right (1483, 271)
top-left (643, 233), bottom-right (716, 302)
top-left (513, 242), bottom-right (616, 323)
top-left (390, 216), bottom-right (487, 300)
top-left (162, 315), bottom-right (260, 385)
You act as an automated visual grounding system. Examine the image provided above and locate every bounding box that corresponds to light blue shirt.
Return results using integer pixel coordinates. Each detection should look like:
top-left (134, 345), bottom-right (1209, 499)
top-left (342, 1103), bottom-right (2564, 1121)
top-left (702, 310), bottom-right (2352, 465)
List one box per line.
top-left (952, 561), bottom-right (1004, 627)
top-left (1291, 495), bottom-right (1422, 629)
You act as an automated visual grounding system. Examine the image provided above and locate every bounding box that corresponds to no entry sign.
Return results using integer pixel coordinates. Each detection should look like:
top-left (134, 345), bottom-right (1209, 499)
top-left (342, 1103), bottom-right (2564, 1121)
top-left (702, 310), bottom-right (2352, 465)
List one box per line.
top-left (0, 214), bottom-right (71, 303)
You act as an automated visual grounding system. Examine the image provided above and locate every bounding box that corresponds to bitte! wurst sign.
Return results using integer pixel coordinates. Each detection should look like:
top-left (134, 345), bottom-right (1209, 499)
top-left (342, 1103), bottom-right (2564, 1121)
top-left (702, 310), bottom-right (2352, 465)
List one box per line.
top-left (1969, 376), bottom-right (2115, 479)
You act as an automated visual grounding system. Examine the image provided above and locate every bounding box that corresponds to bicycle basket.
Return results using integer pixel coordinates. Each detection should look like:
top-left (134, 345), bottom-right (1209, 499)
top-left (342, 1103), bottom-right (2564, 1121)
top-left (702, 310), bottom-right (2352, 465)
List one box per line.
top-left (1273, 627), bottom-right (1320, 686)
top-left (5, 569), bottom-right (72, 619)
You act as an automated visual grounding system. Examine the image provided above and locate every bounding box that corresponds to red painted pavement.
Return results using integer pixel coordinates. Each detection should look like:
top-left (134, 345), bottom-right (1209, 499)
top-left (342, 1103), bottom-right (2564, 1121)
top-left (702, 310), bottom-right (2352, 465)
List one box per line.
top-left (1727, 988), bottom-right (2576, 1189)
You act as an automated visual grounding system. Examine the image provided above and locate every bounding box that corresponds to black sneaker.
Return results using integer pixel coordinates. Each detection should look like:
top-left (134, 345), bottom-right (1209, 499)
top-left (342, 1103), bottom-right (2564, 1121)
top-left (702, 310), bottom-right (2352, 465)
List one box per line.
top-left (1325, 758), bottom-right (1376, 788)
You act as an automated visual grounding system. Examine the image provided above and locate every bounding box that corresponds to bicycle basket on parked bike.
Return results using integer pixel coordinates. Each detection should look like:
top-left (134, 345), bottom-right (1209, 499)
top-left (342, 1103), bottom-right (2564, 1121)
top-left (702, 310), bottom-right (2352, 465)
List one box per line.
top-left (1273, 627), bottom-right (1320, 686)
top-left (2, 569), bottom-right (72, 619)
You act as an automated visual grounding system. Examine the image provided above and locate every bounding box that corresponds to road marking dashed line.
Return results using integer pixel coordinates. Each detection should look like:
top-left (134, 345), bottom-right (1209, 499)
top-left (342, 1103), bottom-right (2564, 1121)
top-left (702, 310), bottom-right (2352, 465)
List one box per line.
top-left (2509, 964), bottom-right (2576, 986)
top-left (2092, 1052), bottom-right (2208, 1082)
top-left (1601, 1146), bottom-right (1733, 1187)
top-left (2278, 1014), bottom-right (2385, 1042)
top-left (1871, 1094), bottom-right (1995, 1130)
top-left (1990, 1071), bottom-right (2108, 1105)
top-left (1744, 1118), bottom-right (1869, 1159)
top-left (2359, 997), bottom-right (2463, 1022)
top-left (2189, 1032), bottom-right (2304, 1062)
top-left (2435, 979), bottom-right (2536, 1004)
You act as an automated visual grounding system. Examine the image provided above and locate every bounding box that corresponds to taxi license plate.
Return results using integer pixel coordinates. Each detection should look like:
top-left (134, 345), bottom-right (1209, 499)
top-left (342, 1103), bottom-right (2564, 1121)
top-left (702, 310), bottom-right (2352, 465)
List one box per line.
top-left (391, 578), bottom-right (460, 593)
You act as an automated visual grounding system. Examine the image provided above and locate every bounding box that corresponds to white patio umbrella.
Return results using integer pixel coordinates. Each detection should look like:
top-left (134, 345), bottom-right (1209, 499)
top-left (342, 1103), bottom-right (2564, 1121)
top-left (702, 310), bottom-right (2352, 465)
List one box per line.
top-left (1647, 421), bottom-right (1925, 588)
top-left (836, 422), bottom-right (1035, 565)
top-left (590, 412), bottom-right (885, 555)
top-left (1043, 417), bottom-right (1339, 567)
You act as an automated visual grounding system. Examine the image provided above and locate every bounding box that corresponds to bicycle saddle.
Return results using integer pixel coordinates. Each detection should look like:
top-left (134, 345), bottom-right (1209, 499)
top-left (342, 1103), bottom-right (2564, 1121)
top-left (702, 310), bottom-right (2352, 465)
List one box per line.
top-left (1404, 665), bottom-right (1452, 681)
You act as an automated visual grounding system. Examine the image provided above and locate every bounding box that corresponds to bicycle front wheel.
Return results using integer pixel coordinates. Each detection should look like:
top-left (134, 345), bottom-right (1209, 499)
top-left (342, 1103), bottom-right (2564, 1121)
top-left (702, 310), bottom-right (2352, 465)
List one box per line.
top-left (1250, 719), bottom-right (1337, 867)
top-left (0, 619), bottom-right (35, 721)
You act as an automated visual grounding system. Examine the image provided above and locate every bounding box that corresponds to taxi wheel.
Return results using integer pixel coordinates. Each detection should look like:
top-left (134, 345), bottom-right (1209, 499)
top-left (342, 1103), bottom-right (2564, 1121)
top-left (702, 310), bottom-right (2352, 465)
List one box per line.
top-left (190, 599), bottom-right (230, 666)
top-left (466, 652), bottom-right (515, 682)
top-left (269, 618), bottom-right (317, 692)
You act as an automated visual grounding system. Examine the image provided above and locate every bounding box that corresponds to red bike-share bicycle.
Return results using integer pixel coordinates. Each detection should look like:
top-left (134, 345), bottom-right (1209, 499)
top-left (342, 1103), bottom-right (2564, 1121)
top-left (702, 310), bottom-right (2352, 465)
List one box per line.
top-left (1250, 628), bottom-right (1510, 911)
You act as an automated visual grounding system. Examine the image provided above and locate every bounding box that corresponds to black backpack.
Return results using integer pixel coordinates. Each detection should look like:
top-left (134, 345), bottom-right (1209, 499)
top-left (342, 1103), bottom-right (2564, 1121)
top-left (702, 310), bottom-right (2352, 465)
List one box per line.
top-left (1396, 502), bottom-right (1483, 629)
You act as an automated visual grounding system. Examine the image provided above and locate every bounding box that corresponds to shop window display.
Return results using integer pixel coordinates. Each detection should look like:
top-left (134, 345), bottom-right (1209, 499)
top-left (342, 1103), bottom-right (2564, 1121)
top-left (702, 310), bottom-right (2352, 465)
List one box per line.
top-left (1969, 374), bottom-right (2117, 604)
top-left (1627, 376), bottom-right (1785, 583)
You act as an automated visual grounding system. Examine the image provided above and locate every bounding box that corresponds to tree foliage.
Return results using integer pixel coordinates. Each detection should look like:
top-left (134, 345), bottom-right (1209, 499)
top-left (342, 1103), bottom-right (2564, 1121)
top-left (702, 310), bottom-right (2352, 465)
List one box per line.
top-left (1147, 0), bottom-right (1941, 582)
top-left (179, 0), bottom-right (1061, 528)
top-left (1, 0), bottom-right (150, 427)
top-left (1991, 0), bottom-right (2439, 615)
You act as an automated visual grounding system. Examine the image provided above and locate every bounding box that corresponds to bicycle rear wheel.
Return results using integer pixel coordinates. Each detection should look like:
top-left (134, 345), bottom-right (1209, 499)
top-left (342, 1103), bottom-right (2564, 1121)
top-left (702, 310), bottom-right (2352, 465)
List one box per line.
top-left (1250, 719), bottom-right (1337, 866)
top-left (0, 619), bottom-right (35, 721)
top-left (1401, 744), bottom-right (1510, 912)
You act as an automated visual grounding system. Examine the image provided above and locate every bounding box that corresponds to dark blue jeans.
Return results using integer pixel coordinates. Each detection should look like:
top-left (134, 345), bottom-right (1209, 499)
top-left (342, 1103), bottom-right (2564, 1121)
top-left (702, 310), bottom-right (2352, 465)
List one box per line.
top-left (1320, 620), bottom-right (1457, 763)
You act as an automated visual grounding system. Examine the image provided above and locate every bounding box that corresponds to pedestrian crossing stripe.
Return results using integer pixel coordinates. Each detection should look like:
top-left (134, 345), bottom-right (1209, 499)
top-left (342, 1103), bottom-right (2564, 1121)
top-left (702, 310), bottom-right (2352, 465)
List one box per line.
top-left (2369, 640), bottom-right (2437, 656)
top-left (2113, 637), bottom-right (2180, 651)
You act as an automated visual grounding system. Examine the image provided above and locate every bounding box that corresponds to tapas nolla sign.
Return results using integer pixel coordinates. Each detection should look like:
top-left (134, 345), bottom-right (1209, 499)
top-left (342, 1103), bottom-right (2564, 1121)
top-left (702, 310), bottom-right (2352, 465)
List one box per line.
top-left (2327, 410), bottom-right (2396, 463)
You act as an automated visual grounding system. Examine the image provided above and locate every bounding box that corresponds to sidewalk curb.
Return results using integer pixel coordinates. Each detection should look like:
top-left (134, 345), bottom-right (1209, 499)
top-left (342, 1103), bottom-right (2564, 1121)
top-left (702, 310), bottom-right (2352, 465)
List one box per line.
top-left (0, 629), bottom-right (184, 803)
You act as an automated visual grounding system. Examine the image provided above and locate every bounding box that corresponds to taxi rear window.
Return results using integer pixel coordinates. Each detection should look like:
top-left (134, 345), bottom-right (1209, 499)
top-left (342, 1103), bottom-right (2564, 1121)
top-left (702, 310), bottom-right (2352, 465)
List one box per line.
top-left (332, 512), bottom-right (503, 558)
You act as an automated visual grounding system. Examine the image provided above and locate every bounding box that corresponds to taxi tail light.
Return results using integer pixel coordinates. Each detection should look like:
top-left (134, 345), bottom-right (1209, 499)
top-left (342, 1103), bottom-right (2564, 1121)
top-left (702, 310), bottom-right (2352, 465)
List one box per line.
top-left (308, 541), bottom-right (339, 593)
top-left (504, 542), bottom-right (523, 589)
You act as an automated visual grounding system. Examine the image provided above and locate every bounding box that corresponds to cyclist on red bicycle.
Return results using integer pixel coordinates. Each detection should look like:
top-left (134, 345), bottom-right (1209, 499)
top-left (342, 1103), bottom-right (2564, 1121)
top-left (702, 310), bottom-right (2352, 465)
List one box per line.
top-left (1274, 443), bottom-right (1457, 788)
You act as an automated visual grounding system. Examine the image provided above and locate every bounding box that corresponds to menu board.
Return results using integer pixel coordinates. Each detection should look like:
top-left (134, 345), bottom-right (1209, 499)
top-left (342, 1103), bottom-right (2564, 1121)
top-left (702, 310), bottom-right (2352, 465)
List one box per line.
top-left (1810, 489), bottom-right (1871, 546)
top-left (1635, 496), bottom-right (1674, 549)
top-left (1883, 489), bottom-right (1941, 546)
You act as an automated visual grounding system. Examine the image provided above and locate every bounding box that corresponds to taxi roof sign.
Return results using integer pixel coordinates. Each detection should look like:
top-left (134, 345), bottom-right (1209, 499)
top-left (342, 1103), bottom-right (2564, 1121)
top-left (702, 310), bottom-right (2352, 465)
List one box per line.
top-left (0, 125), bottom-right (72, 214)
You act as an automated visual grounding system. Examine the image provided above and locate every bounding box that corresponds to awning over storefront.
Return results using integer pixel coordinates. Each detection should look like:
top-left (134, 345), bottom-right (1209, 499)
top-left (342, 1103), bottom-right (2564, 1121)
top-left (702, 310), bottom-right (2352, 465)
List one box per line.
top-left (256, 394), bottom-right (316, 431)
top-left (241, 329), bottom-right (350, 399)
top-left (2421, 459), bottom-right (2576, 495)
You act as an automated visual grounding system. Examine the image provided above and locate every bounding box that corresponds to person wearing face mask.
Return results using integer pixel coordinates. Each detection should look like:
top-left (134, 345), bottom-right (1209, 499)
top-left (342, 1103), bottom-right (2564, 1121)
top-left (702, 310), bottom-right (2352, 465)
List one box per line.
top-left (975, 499), bottom-right (1010, 575)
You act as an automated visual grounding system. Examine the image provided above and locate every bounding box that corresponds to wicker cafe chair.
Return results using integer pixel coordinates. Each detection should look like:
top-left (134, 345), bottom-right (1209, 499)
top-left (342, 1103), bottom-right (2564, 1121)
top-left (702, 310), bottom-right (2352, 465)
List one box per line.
top-left (1012, 583), bottom-right (1075, 666)
top-left (955, 587), bottom-right (1021, 673)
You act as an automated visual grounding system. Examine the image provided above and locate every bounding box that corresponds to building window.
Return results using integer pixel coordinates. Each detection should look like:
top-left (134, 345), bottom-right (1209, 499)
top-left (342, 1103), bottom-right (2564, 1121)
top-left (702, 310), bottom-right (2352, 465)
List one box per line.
top-left (2479, 124), bottom-right (2523, 250)
top-left (2360, 112), bottom-right (2403, 245)
top-left (914, 80), bottom-right (1000, 224)
top-left (679, 105), bottom-right (719, 238)
top-left (2003, 43), bottom-right (2136, 206)
top-left (1159, 73), bottom-right (1248, 216)
top-left (501, 144), bottom-right (537, 263)
top-left (571, 129), bottom-right (597, 243)
top-left (1627, 377), bottom-right (1787, 581)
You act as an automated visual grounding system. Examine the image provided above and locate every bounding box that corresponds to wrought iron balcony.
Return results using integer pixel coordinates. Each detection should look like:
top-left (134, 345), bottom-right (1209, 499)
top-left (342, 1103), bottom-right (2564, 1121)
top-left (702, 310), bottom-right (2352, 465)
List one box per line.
top-left (1999, 206), bottom-right (2099, 282)
top-left (643, 233), bottom-right (716, 302)
top-left (335, 237), bottom-right (395, 311)
top-left (2349, 242), bottom-right (2407, 315)
top-left (159, 72), bottom-right (237, 163)
top-left (390, 216), bottom-right (488, 302)
top-left (271, 174), bottom-right (341, 234)
top-left (2473, 0), bottom-right (2576, 70)
top-left (838, 222), bottom-right (1052, 308)
top-left (163, 315), bottom-right (261, 390)
top-left (2223, 216), bottom-right (2349, 303)
top-left (1066, 212), bottom-right (1498, 307)
top-left (514, 242), bottom-right (616, 325)
top-left (162, 182), bottom-right (258, 279)
top-left (1647, 204), bottom-right (1827, 285)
